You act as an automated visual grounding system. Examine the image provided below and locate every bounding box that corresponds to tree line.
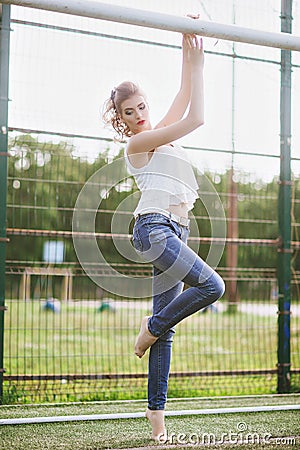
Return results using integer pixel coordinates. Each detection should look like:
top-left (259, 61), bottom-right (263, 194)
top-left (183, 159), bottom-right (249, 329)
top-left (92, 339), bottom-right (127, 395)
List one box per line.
top-left (5, 134), bottom-right (300, 290)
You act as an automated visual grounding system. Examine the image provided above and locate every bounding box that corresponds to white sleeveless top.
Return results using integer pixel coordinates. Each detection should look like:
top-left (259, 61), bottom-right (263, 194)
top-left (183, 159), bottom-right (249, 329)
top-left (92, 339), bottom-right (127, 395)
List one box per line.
top-left (125, 143), bottom-right (199, 217)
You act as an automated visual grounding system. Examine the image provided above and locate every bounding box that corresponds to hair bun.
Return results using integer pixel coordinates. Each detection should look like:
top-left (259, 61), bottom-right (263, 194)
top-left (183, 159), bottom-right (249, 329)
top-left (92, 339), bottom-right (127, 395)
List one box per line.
top-left (110, 89), bottom-right (116, 103)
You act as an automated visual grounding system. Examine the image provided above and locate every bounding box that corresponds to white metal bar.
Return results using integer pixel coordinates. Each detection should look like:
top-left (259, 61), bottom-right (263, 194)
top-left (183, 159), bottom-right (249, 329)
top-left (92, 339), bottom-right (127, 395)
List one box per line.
top-left (2, 0), bottom-right (300, 51)
top-left (1, 404), bottom-right (300, 425)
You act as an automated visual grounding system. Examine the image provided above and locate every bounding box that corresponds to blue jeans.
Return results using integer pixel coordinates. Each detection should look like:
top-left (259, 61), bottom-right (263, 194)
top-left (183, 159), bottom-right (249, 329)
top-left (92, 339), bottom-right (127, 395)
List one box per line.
top-left (132, 213), bottom-right (225, 410)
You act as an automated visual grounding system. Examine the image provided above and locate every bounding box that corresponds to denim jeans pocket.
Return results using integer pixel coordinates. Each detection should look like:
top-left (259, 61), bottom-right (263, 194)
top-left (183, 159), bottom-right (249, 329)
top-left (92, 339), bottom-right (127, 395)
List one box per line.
top-left (132, 224), bottom-right (143, 252)
top-left (148, 227), bottom-right (168, 245)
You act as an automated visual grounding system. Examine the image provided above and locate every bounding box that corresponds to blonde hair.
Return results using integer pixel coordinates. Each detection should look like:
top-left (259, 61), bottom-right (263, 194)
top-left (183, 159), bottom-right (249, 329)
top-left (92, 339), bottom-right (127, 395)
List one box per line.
top-left (102, 81), bottom-right (146, 140)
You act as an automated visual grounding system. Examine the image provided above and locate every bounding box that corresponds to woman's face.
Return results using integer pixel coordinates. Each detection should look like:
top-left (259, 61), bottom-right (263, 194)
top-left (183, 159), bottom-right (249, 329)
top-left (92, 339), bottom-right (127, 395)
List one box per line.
top-left (120, 94), bottom-right (151, 135)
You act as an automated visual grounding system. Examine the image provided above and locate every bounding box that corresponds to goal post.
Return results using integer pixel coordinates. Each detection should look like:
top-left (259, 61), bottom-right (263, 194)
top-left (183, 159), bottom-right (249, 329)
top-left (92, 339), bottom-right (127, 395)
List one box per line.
top-left (277, 0), bottom-right (292, 394)
top-left (1, 0), bottom-right (300, 51)
top-left (0, 3), bottom-right (10, 403)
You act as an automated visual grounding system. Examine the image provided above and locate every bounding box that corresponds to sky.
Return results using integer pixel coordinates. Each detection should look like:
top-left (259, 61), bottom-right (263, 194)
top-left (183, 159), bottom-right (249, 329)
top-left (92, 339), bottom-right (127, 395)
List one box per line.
top-left (7, 0), bottom-right (300, 182)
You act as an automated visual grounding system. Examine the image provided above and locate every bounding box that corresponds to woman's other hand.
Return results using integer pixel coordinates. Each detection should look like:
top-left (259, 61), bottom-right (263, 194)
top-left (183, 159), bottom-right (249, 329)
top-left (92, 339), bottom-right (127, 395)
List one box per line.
top-left (186, 13), bottom-right (200, 20)
top-left (182, 14), bottom-right (203, 69)
top-left (182, 13), bottom-right (200, 59)
top-left (183, 34), bottom-right (204, 70)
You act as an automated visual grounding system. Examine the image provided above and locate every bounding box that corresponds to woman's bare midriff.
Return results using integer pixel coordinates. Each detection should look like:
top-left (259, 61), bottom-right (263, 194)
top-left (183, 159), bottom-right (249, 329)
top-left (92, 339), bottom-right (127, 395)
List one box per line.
top-left (167, 203), bottom-right (189, 218)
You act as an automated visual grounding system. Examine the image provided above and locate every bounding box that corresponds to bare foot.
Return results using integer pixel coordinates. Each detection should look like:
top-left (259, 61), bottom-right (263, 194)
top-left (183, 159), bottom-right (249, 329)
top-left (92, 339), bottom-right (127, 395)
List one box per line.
top-left (134, 316), bottom-right (158, 358)
top-left (146, 408), bottom-right (168, 442)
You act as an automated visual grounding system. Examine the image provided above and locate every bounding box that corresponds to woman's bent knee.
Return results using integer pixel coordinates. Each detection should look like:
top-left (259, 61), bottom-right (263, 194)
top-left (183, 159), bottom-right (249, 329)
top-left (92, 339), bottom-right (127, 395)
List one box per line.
top-left (206, 272), bottom-right (225, 301)
top-left (215, 275), bottom-right (225, 299)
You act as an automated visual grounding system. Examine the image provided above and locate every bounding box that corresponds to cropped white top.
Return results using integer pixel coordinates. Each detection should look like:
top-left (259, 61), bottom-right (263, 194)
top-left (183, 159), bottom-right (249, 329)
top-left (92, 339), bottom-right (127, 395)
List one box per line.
top-left (125, 143), bottom-right (199, 217)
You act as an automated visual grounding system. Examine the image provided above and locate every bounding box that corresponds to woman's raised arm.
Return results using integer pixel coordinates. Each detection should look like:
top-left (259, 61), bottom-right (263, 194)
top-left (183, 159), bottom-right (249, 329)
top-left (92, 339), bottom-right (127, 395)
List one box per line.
top-left (154, 34), bottom-right (192, 129)
top-left (127, 34), bottom-right (204, 154)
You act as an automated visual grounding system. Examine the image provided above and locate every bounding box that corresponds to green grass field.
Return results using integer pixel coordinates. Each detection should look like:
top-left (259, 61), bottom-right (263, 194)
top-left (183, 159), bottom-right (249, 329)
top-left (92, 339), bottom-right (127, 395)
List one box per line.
top-left (4, 299), bottom-right (300, 402)
top-left (5, 299), bottom-right (282, 374)
top-left (1, 395), bottom-right (300, 449)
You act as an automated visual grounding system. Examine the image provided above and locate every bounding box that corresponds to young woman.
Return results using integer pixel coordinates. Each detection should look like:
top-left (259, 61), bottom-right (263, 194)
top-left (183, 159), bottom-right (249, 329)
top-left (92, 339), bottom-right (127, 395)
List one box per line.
top-left (103, 32), bottom-right (225, 442)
